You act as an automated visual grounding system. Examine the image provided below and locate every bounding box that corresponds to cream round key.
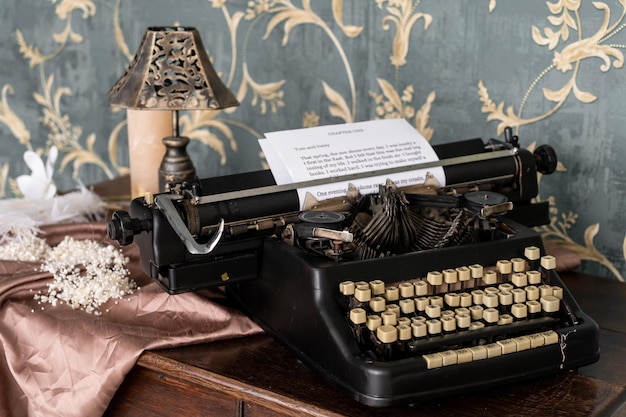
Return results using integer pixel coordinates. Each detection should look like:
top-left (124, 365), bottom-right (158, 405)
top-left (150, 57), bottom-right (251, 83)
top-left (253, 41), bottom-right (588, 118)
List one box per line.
top-left (525, 285), bottom-right (540, 301)
top-left (429, 296), bottom-right (444, 308)
top-left (524, 246), bottom-right (541, 270)
top-left (540, 295), bottom-right (561, 314)
top-left (456, 313), bottom-right (471, 330)
top-left (456, 266), bottom-right (471, 287)
top-left (471, 289), bottom-right (485, 305)
top-left (511, 303), bottom-right (528, 320)
top-left (441, 310), bottom-right (455, 319)
top-left (483, 270), bottom-right (498, 286)
top-left (527, 300), bottom-right (542, 316)
top-left (484, 286), bottom-right (499, 295)
top-left (381, 311), bottom-right (397, 326)
top-left (469, 321), bottom-right (485, 331)
top-left (498, 314), bottom-right (514, 325)
top-left (511, 257), bottom-right (526, 273)
top-left (496, 259), bottom-right (512, 281)
top-left (415, 297), bottom-right (429, 312)
top-left (411, 321), bottom-right (427, 339)
top-left (385, 286), bottom-right (399, 302)
top-left (527, 270), bottom-right (542, 285)
top-left (483, 292), bottom-right (499, 308)
top-left (397, 324), bottom-right (412, 342)
top-left (441, 316), bottom-right (457, 333)
top-left (459, 292), bottom-right (472, 307)
top-left (376, 324), bottom-right (398, 344)
top-left (511, 272), bottom-right (528, 288)
top-left (470, 264), bottom-right (484, 280)
top-left (354, 285), bottom-right (371, 303)
top-left (444, 292), bottom-right (461, 308)
top-left (541, 255), bottom-right (556, 271)
top-left (498, 291), bottom-right (513, 308)
top-left (366, 314), bottom-right (382, 331)
top-left (427, 271), bottom-right (443, 288)
top-left (414, 280), bottom-right (429, 296)
top-left (386, 304), bottom-right (401, 318)
top-left (483, 308), bottom-right (499, 325)
top-left (369, 279), bottom-right (385, 296)
top-left (552, 286), bottom-right (564, 299)
top-left (539, 284), bottom-right (553, 298)
top-left (369, 296), bottom-right (386, 313)
top-left (443, 268), bottom-right (458, 286)
top-left (426, 318), bottom-right (442, 335)
top-left (469, 305), bottom-right (484, 320)
top-left (425, 304), bottom-right (441, 319)
top-left (399, 298), bottom-right (415, 314)
top-left (397, 317), bottom-right (411, 327)
top-left (349, 308), bottom-right (366, 325)
top-left (455, 307), bottom-right (470, 316)
top-left (398, 282), bottom-right (415, 298)
top-left (512, 288), bottom-right (526, 303)
top-left (339, 281), bottom-right (355, 295)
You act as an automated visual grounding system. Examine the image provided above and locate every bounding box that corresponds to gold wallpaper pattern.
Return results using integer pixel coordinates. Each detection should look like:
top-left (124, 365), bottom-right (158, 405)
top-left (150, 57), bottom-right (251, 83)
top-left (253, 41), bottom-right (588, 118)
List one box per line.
top-left (1, 0), bottom-right (625, 280)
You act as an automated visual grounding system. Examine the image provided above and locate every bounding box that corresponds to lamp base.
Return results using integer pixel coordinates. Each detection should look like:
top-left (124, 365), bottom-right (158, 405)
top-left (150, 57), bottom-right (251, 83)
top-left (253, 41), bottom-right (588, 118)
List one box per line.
top-left (158, 136), bottom-right (197, 191)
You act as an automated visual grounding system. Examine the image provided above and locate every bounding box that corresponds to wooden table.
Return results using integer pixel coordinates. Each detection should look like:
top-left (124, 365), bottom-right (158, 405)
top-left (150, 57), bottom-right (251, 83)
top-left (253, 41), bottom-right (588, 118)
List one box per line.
top-left (104, 272), bottom-right (626, 417)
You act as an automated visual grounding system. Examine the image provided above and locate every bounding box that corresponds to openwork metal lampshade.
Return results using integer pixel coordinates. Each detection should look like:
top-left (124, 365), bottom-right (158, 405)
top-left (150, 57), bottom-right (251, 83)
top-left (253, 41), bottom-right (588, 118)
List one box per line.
top-left (108, 26), bottom-right (239, 196)
top-left (108, 26), bottom-right (239, 110)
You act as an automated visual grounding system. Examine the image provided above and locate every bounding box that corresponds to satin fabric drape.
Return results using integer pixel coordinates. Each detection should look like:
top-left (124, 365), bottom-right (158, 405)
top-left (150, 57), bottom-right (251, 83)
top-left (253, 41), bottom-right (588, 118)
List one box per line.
top-left (0, 223), bottom-right (262, 417)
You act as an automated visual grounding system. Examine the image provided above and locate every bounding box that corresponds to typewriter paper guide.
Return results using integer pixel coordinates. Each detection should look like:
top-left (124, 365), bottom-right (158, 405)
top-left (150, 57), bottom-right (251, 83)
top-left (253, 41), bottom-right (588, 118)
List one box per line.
top-left (259, 119), bottom-right (446, 208)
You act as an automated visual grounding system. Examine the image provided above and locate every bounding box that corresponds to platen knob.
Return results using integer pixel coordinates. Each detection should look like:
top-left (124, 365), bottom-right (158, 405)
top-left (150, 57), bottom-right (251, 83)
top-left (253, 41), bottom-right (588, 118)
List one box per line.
top-left (534, 144), bottom-right (558, 174)
top-left (107, 211), bottom-right (151, 246)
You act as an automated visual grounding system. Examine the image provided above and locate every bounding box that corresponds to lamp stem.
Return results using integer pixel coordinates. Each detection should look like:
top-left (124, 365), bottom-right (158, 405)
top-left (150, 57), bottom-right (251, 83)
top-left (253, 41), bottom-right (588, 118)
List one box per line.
top-left (174, 109), bottom-right (180, 137)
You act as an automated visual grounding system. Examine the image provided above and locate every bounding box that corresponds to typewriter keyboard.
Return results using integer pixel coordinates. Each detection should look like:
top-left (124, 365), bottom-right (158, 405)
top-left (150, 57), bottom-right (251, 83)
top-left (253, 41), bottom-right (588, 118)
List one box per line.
top-left (340, 246), bottom-right (578, 367)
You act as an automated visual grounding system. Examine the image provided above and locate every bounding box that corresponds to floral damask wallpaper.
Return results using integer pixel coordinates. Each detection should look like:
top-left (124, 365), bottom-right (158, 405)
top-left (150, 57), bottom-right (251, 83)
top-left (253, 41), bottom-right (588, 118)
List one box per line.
top-left (0, 0), bottom-right (625, 280)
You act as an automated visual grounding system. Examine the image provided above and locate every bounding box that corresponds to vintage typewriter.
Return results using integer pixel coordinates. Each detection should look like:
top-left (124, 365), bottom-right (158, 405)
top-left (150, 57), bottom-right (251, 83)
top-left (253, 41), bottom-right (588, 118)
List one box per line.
top-left (108, 127), bottom-right (599, 407)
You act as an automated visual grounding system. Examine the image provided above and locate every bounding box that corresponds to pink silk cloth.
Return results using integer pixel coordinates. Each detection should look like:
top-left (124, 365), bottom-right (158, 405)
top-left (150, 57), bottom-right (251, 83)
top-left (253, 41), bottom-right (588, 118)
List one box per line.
top-left (0, 223), bottom-right (262, 417)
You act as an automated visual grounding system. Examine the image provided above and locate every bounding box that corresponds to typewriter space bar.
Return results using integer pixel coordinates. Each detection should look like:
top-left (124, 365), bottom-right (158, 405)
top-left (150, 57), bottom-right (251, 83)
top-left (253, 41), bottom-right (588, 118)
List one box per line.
top-left (407, 316), bottom-right (557, 354)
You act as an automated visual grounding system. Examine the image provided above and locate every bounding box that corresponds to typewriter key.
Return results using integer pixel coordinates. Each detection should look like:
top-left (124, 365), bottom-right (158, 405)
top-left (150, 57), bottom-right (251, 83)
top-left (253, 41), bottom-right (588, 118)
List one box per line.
top-left (398, 282), bottom-right (415, 298)
top-left (540, 295), bottom-right (560, 314)
top-left (524, 246), bottom-right (541, 270)
top-left (511, 303), bottom-right (528, 320)
top-left (496, 260), bottom-right (512, 281)
top-left (512, 288), bottom-right (526, 303)
top-left (511, 272), bottom-right (528, 288)
top-left (366, 315), bottom-right (382, 331)
top-left (511, 257), bottom-right (527, 273)
top-left (527, 270), bottom-right (542, 285)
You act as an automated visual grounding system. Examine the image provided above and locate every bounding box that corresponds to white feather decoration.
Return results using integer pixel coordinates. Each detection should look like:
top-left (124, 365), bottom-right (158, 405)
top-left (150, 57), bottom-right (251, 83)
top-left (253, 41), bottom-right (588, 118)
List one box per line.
top-left (0, 185), bottom-right (105, 231)
top-left (0, 147), bottom-right (107, 259)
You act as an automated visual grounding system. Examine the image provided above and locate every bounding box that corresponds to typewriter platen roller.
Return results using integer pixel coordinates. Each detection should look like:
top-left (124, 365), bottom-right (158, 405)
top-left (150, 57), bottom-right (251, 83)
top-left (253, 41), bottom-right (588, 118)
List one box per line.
top-left (107, 128), bottom-right (598, 406)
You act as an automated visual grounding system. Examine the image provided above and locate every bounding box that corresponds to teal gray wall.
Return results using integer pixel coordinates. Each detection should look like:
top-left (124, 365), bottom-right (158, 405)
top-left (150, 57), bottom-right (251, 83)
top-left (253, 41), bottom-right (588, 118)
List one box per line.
top-left (1, 0), bottom-right (624, 279)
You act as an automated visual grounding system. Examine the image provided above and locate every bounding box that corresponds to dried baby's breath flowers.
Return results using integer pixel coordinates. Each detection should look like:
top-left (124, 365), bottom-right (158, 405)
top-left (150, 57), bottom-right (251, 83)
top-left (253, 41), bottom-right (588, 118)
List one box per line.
top-left (33, 236), bottom-right (137, 315)
top-left (0, 232), bottom-right (51, 262)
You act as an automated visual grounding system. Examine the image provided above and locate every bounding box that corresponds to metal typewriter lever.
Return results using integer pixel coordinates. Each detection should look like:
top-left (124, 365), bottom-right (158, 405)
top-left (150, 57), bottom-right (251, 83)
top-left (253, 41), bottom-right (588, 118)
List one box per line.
top-left (154, 194), bottom-right (225, 255)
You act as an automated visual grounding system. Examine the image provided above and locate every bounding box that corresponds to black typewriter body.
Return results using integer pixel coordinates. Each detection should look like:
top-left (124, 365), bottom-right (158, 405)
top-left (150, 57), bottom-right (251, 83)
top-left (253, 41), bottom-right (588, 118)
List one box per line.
top-left (228, 228), bottom-right (599, 406)
top-left (108, 129), bottom-right (599, 407)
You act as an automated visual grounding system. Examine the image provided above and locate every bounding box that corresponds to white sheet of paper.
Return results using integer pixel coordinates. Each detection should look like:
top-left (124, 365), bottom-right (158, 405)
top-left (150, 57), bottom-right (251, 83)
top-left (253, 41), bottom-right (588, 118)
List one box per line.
top-left (259, 119), bottom-right (446, 207)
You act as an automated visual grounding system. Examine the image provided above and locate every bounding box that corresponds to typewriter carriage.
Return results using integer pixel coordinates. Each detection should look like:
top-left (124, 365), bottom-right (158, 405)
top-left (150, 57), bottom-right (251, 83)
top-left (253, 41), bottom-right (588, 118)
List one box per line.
top-left (107, 129), bottom-right (557, 293)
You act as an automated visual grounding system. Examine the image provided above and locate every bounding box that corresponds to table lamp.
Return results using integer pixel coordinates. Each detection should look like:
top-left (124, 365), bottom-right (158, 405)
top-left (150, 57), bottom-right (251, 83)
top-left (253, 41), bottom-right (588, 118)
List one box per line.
top-left (108, 26), bottom-right (239, 197)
